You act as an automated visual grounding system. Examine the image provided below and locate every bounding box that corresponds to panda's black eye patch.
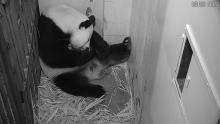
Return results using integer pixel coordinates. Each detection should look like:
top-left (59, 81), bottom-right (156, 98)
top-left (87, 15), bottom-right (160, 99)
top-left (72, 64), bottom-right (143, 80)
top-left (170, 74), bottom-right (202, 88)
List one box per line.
top-left (79, 20), bottom-right (92, 29)
top-left (79, 15), bottom-right (96, 29)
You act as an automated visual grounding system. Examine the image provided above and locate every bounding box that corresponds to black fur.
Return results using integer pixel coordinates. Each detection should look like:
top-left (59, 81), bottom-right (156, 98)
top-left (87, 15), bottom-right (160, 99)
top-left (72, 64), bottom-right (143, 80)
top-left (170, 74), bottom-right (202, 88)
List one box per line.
top-left (90, 31), bottom-right (110, 60)
top-left (38, 13), bottom-right (131, 98)
top-left (54, 69), bottom-right (105, 98)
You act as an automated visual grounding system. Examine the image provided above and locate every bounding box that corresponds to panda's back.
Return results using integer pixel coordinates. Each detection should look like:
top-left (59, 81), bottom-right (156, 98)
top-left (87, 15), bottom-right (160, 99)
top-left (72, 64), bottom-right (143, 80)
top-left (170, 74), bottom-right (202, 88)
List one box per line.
top-left (44, 4), bottom-right (88, 33)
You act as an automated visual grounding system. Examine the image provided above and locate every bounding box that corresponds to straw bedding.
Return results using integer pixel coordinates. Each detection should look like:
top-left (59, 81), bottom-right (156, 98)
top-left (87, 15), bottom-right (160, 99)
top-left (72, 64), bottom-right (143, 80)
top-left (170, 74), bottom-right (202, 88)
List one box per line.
top-left (35, 63), bottom-right (135, 124)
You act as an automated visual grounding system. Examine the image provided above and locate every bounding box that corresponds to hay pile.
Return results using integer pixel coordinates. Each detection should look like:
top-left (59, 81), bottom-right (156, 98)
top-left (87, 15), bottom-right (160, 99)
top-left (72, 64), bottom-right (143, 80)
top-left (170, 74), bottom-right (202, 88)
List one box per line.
top-left (35, 63), bottom-right (135, 124)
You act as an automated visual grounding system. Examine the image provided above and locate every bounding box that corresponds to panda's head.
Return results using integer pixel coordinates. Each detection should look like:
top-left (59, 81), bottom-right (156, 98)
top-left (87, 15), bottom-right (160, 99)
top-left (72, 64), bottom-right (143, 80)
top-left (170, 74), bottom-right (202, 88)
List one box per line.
top-left (42, 4), bottom-right (95, 50)
top-left (70, 15), bottom-right (95, 50)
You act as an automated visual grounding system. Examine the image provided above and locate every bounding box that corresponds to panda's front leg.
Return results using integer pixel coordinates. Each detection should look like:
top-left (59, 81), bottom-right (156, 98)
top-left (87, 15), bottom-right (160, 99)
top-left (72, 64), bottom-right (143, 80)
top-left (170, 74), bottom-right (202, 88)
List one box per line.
top-left (53, 72), bottom-right (105, 98)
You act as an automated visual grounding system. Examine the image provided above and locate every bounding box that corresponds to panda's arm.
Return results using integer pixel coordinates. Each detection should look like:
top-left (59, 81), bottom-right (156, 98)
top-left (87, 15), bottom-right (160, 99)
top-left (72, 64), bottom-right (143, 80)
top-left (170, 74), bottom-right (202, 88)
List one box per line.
top-left (56, 49), bottom-right (94, 68)
top-left (40, 44), bottom-right (94, 68)
top-left (90, 31), bottom-right (110, 60)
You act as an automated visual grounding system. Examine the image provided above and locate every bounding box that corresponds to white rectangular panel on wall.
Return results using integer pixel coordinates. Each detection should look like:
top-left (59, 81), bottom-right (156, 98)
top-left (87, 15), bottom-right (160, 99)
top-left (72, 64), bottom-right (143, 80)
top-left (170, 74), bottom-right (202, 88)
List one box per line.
top-left (174, 25), bottom-right (220, 124)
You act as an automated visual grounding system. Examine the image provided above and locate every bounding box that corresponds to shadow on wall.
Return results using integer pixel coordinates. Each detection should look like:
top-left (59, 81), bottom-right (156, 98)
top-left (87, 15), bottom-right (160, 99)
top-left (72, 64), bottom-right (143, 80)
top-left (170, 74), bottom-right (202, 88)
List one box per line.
top-left (142, 0), bottom-right (169, 123)
top-left (128, 0), bottom-right (169, 123)
top-left (148, 0), bottom-right (170, 96)
top-left (148, 0), bottom-right (172, 123)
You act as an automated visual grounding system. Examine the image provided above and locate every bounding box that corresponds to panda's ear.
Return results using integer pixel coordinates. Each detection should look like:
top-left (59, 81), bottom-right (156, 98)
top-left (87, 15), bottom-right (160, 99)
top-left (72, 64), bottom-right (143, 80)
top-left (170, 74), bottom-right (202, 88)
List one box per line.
top-left (79, 15), bottom-right (96, 29)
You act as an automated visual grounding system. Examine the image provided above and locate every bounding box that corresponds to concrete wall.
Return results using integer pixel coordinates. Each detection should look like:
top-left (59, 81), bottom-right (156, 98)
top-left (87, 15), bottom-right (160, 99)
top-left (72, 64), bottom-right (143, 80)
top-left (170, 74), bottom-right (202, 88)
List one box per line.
top-left (103, 0), bottom-right (132, 44)
top-left (129, 0), bottom-right (220, 123)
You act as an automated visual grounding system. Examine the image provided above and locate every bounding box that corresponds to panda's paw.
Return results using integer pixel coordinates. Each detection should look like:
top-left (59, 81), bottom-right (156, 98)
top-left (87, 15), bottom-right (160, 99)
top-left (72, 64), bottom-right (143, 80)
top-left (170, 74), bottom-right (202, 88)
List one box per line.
top-left (89, 85), bottom-right (105, 98)
top-left (123, 37), bottom-right (131, 50)
top-left (67, 43), bottom-right (74, 50)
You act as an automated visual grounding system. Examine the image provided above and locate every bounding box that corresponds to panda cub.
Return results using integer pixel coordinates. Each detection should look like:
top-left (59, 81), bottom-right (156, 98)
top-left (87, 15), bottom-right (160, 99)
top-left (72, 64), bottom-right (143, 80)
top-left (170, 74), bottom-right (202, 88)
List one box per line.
top-left (38, 4), bottom-right (131, 98)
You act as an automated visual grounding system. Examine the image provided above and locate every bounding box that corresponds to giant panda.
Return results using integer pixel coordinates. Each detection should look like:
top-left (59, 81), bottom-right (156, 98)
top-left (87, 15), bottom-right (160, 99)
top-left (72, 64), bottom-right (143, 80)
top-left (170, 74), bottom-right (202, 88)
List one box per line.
top-left (38, 4), bottom-right (96, 70)
top-left (53, 36), bottom-right (131, 98)
top-left (38, 4), bottom-right (131, 98)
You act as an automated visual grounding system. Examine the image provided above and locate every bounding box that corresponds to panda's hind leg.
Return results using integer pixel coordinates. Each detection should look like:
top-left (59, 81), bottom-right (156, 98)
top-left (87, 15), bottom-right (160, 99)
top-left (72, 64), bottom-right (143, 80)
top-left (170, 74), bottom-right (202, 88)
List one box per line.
top-left (53, 72), bottom-right (105, 98)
